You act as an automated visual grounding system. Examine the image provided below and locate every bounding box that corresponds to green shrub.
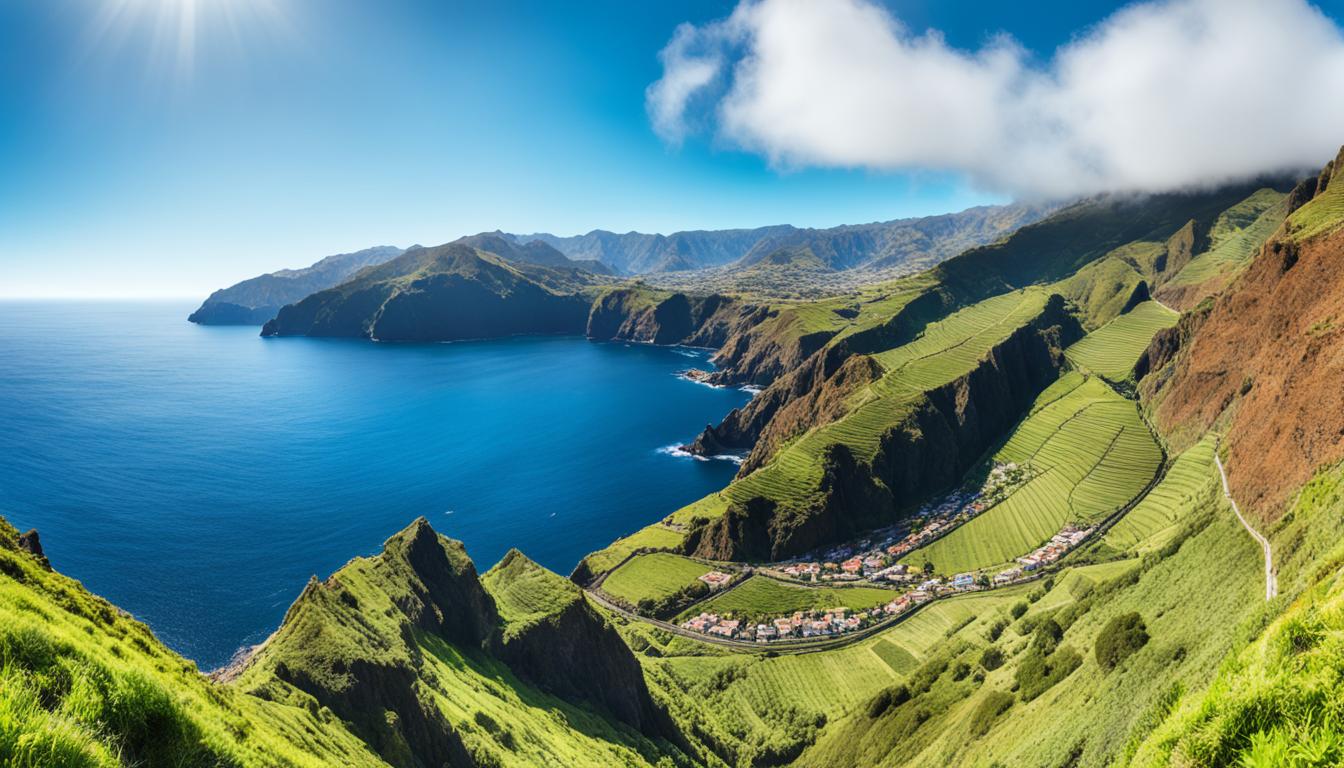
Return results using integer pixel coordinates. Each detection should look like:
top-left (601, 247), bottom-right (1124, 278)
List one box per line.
top-left (979, 647), bottom-right (1005, 672)
top-left (1095, 612), bottom-right (1149, 671)
top-left (1010, 601), bottom-right (1028, 620)
top-left (968, 691), bottom-right (1014, 737)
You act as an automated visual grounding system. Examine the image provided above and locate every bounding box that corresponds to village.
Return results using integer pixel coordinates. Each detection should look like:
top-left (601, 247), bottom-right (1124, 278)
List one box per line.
top-left (763, 461), bottom-right (1029, 587)
top-left (676, 519), bottom-right (1095, 643)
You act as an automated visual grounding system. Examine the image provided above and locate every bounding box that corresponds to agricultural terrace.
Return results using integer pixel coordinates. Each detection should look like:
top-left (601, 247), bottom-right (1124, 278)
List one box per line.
top-left (903, 373), bottom-right (1162, 575)
top-left (726, 288), bottom-right (1054, 509)
top-left (678, 576), bottom-right (896, 623)
top-left (600, 552), bottom-right (716, 606)
top-left (1064, 300), bottom-right (1178, 380)
top-left (1102, 437), bottom-right (1218, 553)
top-left (1169, 189), bottom-right (1287, 287)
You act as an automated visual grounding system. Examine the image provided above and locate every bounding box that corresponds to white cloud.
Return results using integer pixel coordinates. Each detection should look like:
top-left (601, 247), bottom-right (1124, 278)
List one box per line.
top-left (648, 0), bottom-right (1344, 198)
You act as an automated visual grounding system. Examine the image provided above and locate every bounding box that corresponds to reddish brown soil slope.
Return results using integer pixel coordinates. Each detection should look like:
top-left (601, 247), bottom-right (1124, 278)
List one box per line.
top-left (1153, 224), bottom-right (1344, 522)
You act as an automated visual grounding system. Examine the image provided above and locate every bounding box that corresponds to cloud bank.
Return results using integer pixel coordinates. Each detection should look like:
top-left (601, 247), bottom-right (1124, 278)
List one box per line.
top-left (647, 0), bottom-right (1344, 198)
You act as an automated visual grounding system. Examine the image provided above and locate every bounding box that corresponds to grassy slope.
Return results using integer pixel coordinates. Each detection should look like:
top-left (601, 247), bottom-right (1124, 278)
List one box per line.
top-left (0, 516), bottom-right (387, 768)
top-left (799, 480), bottom-right (1268, 768)
top-left (903, 373), bottom-right (1162, 575)
top-left (617, 584), bottom-right (1040, 767)
top-left (677, 576), bottom-right (896, 622)
top-left (1130, 461), bottom-right (1344, 767)
top-left (234, 525), bottom-right (684, 768)
top-left (1065, 301), bottom-right (1179, 381)
top-left (600, 553), bottom-right (715, 607)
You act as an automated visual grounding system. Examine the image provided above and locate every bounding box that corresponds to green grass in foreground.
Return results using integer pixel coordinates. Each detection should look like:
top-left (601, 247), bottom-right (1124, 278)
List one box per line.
top-left (678, 576), bottom-right (896, 622)
top-left (1065, 300), bottom-right (1178, 381)
top-left (0, 515), bottom-right (386, 768)
top-left (601, 552), bottom-right (715, 606)
top-left (903, 373), bottom-right (1162, 575)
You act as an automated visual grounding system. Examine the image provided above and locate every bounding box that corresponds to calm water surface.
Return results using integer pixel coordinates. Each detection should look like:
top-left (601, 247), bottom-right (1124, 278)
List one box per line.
top-left (0, 301), bottom-right (749, 667)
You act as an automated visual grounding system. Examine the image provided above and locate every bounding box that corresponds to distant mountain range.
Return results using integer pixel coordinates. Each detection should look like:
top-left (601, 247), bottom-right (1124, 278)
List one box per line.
top-left (189, 203), bottom-right (1049, 325)
top-left (510, 202), bottom-right (1049, 274)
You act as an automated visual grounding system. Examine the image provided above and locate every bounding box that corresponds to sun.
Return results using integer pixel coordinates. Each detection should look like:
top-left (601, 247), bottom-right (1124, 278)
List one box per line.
top-left (83, 0), bottom-right (292, 83)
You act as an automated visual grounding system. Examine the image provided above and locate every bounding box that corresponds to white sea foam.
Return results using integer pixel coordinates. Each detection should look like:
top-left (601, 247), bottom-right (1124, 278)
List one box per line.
top-left (658, 443), bottom-right (708, 461)
top-left (740, 384), bottom-right (762, 396)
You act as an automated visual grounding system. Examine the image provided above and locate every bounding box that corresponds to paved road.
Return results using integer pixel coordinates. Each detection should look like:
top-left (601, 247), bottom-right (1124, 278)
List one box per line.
top-left (1215, 453), bottom-right (1277, 600)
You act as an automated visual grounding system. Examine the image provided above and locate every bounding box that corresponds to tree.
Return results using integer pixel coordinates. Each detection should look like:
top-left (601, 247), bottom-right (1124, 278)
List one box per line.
top-left (923, 561), bottom-right (936, 576)
top-left (1095, 612), bottom-right (1149, 670)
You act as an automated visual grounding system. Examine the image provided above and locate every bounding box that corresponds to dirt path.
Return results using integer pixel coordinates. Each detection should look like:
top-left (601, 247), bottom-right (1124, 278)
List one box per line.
top-left (1215, 453), bottom-right (1277, 600)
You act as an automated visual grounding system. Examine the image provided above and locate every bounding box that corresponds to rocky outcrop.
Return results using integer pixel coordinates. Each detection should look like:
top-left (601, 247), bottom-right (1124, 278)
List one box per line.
top-left (686, 296), bottom-right (1081, 561)
top-left (16, 528), bottom-right (49, 570)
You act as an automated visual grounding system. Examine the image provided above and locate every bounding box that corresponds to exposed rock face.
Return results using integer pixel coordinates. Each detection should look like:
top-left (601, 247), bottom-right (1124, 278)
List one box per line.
top-left (585, 288), bottom-right (741, 346)
top-left (17, 529), bottom-right (43, 559)
top-left (16, 528), bottom-right (50, 570)
top-left (687, 297), bottom-right (1081, 560)
top-left (1150, 151), bottom-right (1344, 521)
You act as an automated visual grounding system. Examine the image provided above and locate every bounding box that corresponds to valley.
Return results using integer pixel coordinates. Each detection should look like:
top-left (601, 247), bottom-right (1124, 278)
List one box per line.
top-left (7, 151), bottom-right (1344, 768)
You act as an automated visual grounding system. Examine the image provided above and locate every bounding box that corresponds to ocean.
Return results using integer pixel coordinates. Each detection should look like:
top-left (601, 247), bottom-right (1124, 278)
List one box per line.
top-left (0, 301), bottom-right (749, 668)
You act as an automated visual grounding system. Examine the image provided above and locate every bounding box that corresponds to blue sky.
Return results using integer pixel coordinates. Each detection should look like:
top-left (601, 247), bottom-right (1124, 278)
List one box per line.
top-left (2, 0), bottom-right (1342, 297)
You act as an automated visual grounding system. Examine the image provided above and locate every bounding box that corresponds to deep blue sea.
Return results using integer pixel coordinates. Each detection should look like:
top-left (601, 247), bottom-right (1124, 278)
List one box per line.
top-left (0, 301), bottom-right (749, 668)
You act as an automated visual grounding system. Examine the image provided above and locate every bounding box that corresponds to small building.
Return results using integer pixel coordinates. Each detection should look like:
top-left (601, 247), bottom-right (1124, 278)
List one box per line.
top-left (699, 571), bottom-right (733, 590)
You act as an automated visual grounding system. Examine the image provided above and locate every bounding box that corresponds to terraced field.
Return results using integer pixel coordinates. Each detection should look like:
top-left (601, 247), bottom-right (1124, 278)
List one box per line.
top-left (1103, 437), bottom-right (1218, 553)
top-left (902, 373), bottom-right (1162, 575)
top-left (601, 552), bottom-right (715, 605)
top-left (1064, 300), bottom-right (1178, 380)
top-left (1170, 189), bottom-right (1287, 286)
top-left (1290, 173), bottom-right (1344, 241)
top-left (679, 576), bottom-right (896, 621)
top-left (726, 289), bottom-right (1053, 508)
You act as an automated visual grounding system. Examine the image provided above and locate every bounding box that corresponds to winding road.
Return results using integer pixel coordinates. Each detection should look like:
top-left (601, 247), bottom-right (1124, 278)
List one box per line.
top-left (1215, 453), bottom-right (1277, 600)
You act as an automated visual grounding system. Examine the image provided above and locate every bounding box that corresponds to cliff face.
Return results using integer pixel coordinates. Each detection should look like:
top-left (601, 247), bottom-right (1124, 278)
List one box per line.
top-left (1147, 148), bottom-right (1344, 521)
top-left (585, 287), bottom-right (742, 347)
top-left (685, 297), bottom-right (1081, 561)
